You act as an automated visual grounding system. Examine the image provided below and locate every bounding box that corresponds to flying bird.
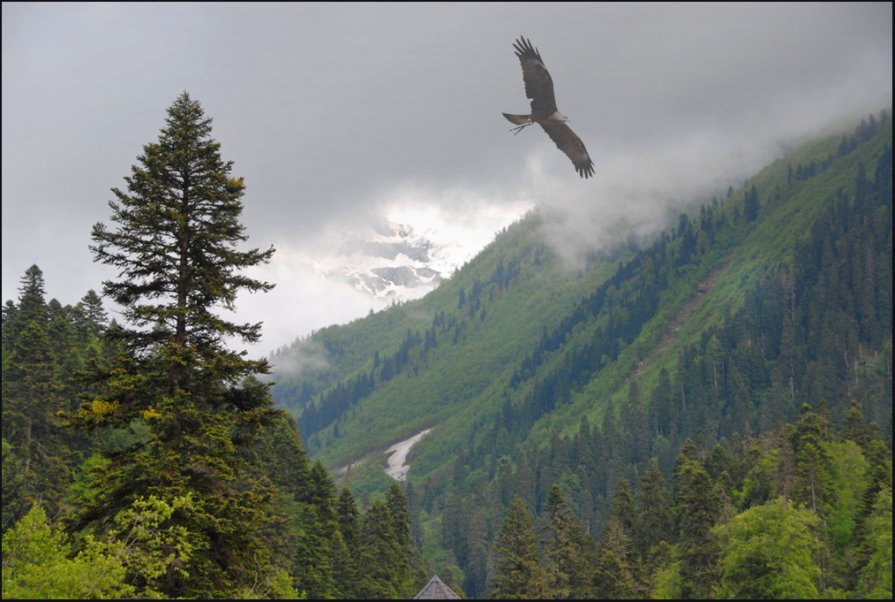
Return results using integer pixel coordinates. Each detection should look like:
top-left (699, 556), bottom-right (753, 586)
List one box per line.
top-left (503, 36), bottom-right (595, 179)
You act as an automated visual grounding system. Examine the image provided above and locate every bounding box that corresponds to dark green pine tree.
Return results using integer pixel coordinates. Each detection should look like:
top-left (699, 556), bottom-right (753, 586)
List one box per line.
top-left (386, 481), bottom-right (411, 549)
top-left (543, 484), bottom-right (593, 599)
top-left (841, 400), bottom-right (872, 451)
top-left (2, 320), bottom-right (69, 529)
top-left (788, 403), bottom-right (833, 513)
top-left (592, 546), bottom-right (636, 599)
top-left (3, 265), bottom-right (48, 348)
top-left (595, 478), bottom-right (638, 598)
top-left (672, 448), bottom-right (721, 599)
top-left (744, 184), bottom-right (760, 222)
top-left (463, 497), bottom-right (490, 598)
top-left (491, 496), bottom-right (547, 599)
top-left (357, 498), bottom-right (409, 599)
top-left (335, 487), bottom-right (361, 598)
top-left (384, 481), bottom-right (423, 595)
top-left (337, 487), bottom-right (361, 550)
top-left (292, 461), bottom-right (339, 598)
top-left (78, 289), bottom-right (108, 341)
top-left (634, 458), bottom-right (673, 560)
top-left (65, 92), bottom-right (282, 598)
top-left (608, 476), bottom-right (636, 536)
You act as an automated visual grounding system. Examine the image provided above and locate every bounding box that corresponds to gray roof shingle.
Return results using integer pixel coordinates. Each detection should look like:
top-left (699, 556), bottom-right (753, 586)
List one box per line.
top-left (413, 575), bottom-right (461, 599)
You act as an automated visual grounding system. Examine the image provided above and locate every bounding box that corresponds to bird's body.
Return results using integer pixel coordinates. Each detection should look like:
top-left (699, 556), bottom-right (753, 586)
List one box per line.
top-left (504, 36), bottom-right (594, 178)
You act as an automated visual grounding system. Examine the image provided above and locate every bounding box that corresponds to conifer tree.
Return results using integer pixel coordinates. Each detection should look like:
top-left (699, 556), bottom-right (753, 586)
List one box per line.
top-left (335, 487), bottom-right (361, 598)
top-left (593, 546), bottom-right (636, 599)
top-left (293, 461), bottom-right (339, 598)
top-left (789, 403), bottom-right (833, 512)
top-left (491, 497), bottom-right (546, 599)
top-left (673, 449), bottom-right (720, 599)
top-left (3, 265), bottom-right (48, 347)
top-left (3, 319), bottom-right (69, 527)
top-left (65, 92), bottom-right (280, 598)
top-left (634, 458), bottom-right (673, 559)
top-left (358, 499), bottom-right (409, 598)
top-left (608, 476), bottom-right (636, 536)
top-left (543, 484), bottom-right (593, 598)
top-left (597, 481), bottom-right (638, 599)
top-left (336, 487), bottom-right (361, 550)
top-left (78, 289), bottom-right (108, 340)
top-left (386, 481), bottom-right (412, 549)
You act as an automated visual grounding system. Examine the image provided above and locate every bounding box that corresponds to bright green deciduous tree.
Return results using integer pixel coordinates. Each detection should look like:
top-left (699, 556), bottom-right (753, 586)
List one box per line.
top-left (1, 504), bottom-right (133, 599)
top-left (855, 485), bottom-right (892, 598)
top-left (712, 497), bottom-right (822, 599)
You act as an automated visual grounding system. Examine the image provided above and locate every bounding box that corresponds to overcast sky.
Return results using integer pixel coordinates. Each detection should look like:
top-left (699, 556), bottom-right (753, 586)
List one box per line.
top-left (3, 2), bottom-right (891, 357)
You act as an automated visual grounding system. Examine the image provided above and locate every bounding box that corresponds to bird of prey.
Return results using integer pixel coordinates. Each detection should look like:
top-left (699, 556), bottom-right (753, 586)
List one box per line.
top-left (503, 36), bottom-right (595, 179)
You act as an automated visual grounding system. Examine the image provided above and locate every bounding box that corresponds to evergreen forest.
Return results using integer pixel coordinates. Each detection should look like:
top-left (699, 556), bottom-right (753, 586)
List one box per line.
top-left (2, 92), bottom-right (891, 599)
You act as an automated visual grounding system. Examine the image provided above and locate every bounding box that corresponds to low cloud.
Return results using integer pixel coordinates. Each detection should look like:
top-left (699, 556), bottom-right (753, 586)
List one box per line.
top-left (266, 337), bottom-right (331, 380)
top-left (521, 100), bottom-right (890, 269)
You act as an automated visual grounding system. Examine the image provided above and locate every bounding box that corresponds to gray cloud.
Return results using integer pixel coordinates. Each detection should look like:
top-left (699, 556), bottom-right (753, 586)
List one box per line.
top-left (3, 3), bottom-right (891, 354)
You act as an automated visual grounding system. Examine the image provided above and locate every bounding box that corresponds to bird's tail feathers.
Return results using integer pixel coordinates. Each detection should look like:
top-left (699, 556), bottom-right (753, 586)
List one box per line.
top-left (502, 113), bottom-right (531, 125)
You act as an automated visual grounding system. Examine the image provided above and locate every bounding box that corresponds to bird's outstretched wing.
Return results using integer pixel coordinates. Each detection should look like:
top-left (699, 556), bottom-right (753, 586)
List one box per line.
top-left (539, 121), bottom-right (595, 179)
top-left (513, 36), bottom-right (557, 117)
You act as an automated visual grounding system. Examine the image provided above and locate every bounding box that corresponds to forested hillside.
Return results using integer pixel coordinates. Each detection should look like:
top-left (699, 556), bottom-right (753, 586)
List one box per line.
top-left (2, 103), bottom-right (890, 599)
top-left (270, 111), bottom-right (892, 598)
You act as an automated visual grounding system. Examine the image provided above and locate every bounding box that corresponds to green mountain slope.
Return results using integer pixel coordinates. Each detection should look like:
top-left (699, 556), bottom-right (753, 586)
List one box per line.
top-left (272, 113), bottom-right (889, 488)
top-left (271, 115), bottom-right (891, 597)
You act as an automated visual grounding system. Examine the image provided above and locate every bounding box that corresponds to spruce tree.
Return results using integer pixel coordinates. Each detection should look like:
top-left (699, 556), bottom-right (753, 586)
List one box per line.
top-left (789, 403), bottom-right (833, 513)
top-left (66, 92), bottom-right (280, 598)
top-left (335, 487), bottom-right (361, 598)
top-left (358, 499), bottom-right (408, 598)
top-left (2, 320), bottom-right (68, 527)
top-left (672, 452), bottom-right (721, 599)
top-left (9, 265), bottom-right (48, 342)
top-left (634, 458), bottom-right (673, 560)
top-left (543, 484), bottom-right (593, 598)
top-left (491, 496), bottom-right (546, 599)
top-left (78, 289), bottom-right (108, 339)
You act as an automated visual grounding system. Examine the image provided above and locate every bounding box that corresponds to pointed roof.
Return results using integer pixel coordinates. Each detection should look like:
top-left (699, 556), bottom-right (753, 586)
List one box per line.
top-left (414, 575), bottom-right (461, 599)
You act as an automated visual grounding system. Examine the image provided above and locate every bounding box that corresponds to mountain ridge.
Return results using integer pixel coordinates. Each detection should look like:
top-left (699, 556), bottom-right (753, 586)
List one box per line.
top-left (269, 110), bottom-right (891, 483)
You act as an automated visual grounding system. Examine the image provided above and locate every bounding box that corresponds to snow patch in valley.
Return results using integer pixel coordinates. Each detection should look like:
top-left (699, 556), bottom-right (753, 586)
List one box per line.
top-left (384, 428), bottom-right (433, 481)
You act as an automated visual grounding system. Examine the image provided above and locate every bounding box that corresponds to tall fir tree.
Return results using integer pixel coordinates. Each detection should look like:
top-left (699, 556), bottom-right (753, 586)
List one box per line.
top-left (2, 320), bottom-right (68, 527)
top-left (788, 403), bottom-right (833, 513)
top-left (542, 484), bottom-right (593, 599)
top-left (78, 289), bottom-right (108, 341)
top-left (358, 498), bottom-right (410, 599)
top-left (65, 92), bottom-right (281, 598)
top-left (634, 458), bottom-right (673, 561)
top-left (3, 265), bottom-right (48, 347)
top-left (335, 487), bottom-right (361, 599)
top-left (491, 496), bottom-right (547, 599)
top-left (673, 447), bottom-right (721, 599)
